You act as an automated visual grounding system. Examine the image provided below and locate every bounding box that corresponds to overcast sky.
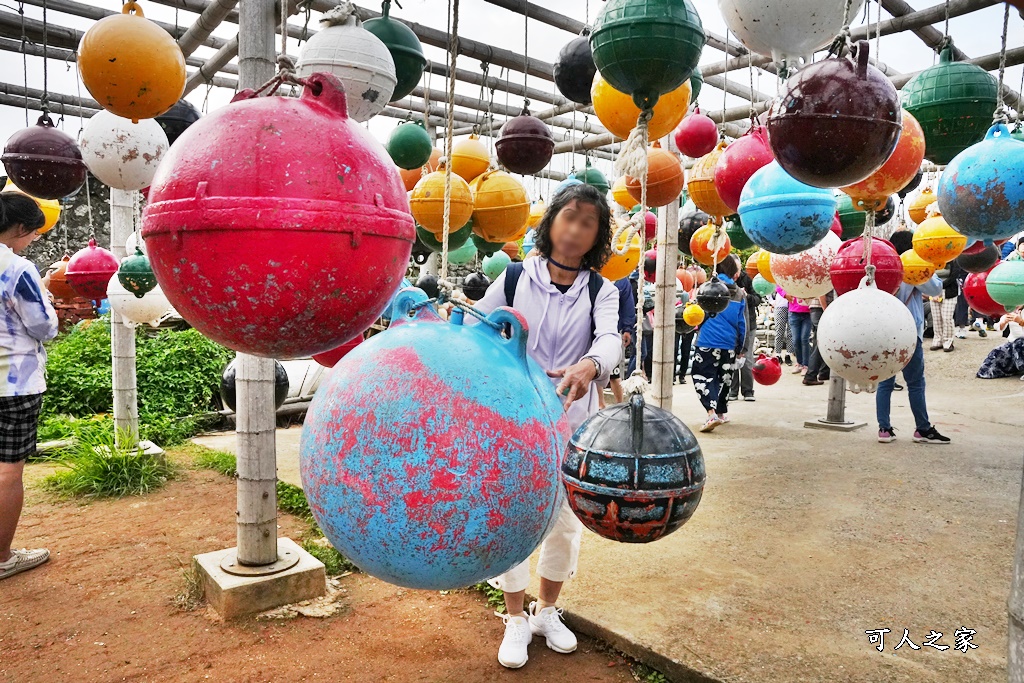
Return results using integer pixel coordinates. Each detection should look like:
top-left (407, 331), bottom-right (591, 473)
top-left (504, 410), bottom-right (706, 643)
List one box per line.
top-left (1, 0), bottom-right (1020, 201)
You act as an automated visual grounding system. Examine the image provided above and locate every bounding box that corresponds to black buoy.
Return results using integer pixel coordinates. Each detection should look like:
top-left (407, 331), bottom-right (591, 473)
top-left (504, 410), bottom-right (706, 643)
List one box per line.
top-left (554, 35), bottom-right (597, 105)
top-left (155, 99), bottom-right (201, 146)
top-left (415, 273), bottom-right (440, 299)
top-left (695, 277), bottom-right (732, 316)
top-left (220, 358), bottom-right (290, 412)
top-left (679, 204), bottom-right (710, 256)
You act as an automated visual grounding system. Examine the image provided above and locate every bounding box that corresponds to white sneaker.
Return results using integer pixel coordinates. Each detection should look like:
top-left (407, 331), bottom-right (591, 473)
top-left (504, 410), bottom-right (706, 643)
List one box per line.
top-left (496, 611), bottom-right (532, 669)
top-left (528, 601), bottom-right (577, 654)
top-left (0, 548), bottom-right (50, 581)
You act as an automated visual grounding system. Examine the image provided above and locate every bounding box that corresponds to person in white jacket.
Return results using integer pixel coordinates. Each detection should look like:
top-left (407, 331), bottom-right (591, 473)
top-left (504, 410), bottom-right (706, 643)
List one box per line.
top-left (0, 193), bottom-right (58, 581)
top-left (474, 183), bottom-right (620, 670)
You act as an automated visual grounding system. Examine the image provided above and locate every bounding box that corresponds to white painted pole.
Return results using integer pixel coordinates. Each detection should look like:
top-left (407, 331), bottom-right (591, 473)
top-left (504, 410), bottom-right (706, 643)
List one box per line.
top-left (1008, 460), bottom-right (1024, 682)
top-left (109, 188), bottom-right (139, 447)
top-left (235, 0), bottom-right (280, 567)
top-left (651, 136), bottom-right (680, 411)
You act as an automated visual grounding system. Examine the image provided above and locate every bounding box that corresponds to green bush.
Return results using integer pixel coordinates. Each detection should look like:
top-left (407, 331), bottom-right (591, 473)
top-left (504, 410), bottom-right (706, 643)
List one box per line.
top-left (192, 448), bottom-right (237, 477)
top-left (43, 427), bottom-right (175, 498)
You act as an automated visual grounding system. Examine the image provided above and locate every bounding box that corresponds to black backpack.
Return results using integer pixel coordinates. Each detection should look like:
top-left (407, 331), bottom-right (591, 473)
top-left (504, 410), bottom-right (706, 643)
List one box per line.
top-left (503, 262), bottom-right (604, 336)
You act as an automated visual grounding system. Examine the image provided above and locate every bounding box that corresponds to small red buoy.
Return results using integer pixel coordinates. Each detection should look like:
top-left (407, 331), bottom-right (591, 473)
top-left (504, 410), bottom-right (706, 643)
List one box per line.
top-left (713, 126), bottom-right (773, 213)
top-left (65, 238), bottom-right (119, 301)
top-left (751, 353), bottom-right (781, 385)
top-left (673, 108), bottom-right (718, 158)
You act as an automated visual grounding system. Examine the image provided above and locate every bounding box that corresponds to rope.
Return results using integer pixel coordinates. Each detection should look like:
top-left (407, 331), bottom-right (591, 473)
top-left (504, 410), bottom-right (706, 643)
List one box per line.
top-left (422, 61), bottom-right (433, 176)
top-left (437, 0), bottom-right (460, 290)
top-left (943, 0), bottom-right (950, 39)
top-left (40, 0), bottom-right (49, 113)
top-left (408, 295), bottom-right (502, 331)
top-left (523, 1), bottom-right (528, 92)
top-left (319, 1), bottom-right (357, 27)
top-left (994, 2), bottom-right (1010, 124)
top-left (18, 1), bottom-right (27, 125)
top-left (861, 210), bottom-right (876, 286)
top-left (747, 50), bottom-right (756, 125)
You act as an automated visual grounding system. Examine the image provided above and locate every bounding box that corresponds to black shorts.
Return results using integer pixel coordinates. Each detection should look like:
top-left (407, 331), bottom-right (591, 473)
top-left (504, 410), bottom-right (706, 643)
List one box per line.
top-left (0, 394), bottom-right (43, 463)
top-left (610, 364), bottom-right (621, 379)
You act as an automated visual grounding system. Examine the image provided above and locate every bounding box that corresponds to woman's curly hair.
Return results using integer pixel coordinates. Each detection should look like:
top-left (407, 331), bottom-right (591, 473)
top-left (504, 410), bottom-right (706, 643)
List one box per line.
top-left (532, 183), bottom-right (613, 271)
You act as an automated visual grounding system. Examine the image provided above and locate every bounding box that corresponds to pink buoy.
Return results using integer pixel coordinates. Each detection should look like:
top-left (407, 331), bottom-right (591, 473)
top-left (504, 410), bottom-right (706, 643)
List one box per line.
top-left (65, 238), bottom-right (119, 301)
top-left (830, 212), bottom-right (842, 237)
top-left (673, 108), bottom-right (718, 159)
top-left (643, 210), bottom-right (657, 241)
top-left (830, 237), bottom-right (903, 296)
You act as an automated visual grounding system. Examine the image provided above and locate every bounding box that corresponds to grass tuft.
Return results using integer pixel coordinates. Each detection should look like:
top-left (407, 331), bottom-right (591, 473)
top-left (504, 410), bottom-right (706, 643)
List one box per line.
top-left (42, 427), bottom-right (174, 498)
top-left (192, 448), bottom-right (238, 477)
top-left (171, 561), bottom-right (205, 611)
top-left (472, 581), bottom-right (506, 614)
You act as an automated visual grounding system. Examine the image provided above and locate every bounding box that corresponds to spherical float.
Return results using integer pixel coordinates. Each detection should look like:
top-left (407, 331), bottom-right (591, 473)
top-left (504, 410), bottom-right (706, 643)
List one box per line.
top-left (141, 73), bottom-right (414, 359)
top-left (737, 160), bottom-right (837, 255)
top-left (554, 177), bottom-right (583, 196)
top-left (830, 212), bottom-right (843, 238)
top-left (495, 111), bottom-right (554, 175)
top-left (900, 249), bottom-right (937, 286)
top-left (447, 238), bottom-right (477, 265)
top-left (818, 280), bottom-right (918, 393)
top-left (299, 290), bottom-right (569, 588)
top-left (527, 200), bottom-right (546, 229)
top-left (415, 273), bottom-right (440, 298)
top-left (450, 135), bottom-right (491, 182)
top-left (221, 358), bottom-right (289, 412)
top-left (80, 110), bottom-right (168, 192)
top-left (591, 73), bottom-right (692, 140)
top-left (601, 226), bottom-right (642, 281)
top-left (461, 272), bottom-right (491, 301)
top-left (1, 180), bottom-right (60, 233)
top-left (296, 8), bottom-right (397, 123)
top-left (714, 126), bottom-right (774, 213)
top-left (411, 163), bottom-right (474, 236)
top-left (687, 142), bottom-right (732, 218)
top-left (45, 254), bottom-right (77, 301)
top-left (562, 393), bottom-right (705, 543)
top-left (956, 242), bottom-right (1001, 273)
top-left (155, 99), bottom-right (200, 146)
top-left (470, 170), bottom-right (530, 243)
top-left (752, 274), bottom-right (774, 298)
top-left (696, 277), bottom-right (731, 316)
top-left (2, 113), bottom-right (87, 200)
top-left (986, 259), bottom-right (1024, 311)
top-left (757, 248), bottom-right (775, 283)
top-left (907, 186), bottom-right (936, 225)
top-left (626, 144), bottom-right (684, 208)
top-left (77, 1), bottom-right (185, 122)
top-left (768, 41), bottom-right (901, 188)
top-left (554, 35), bottom-right (598, 105)
top-left (106, 273), bottom-right (171, 327)
top-left (902, 44), bottom-right (999, 165)
top-left (362, 0), bottom-right (427, 102)
top-left (830, 237), bottom-right (903, 296)
top-left (574, 164), bottom-right (610, 195)
top-left (483, 250), bottom-right (512, 279)
top-left (639, 209), bottom-right (658, 241)
top-left (682, 301), bottom-right (705, 326)
top-left (770, 231), bottom-right (841, 299)
top-left (718, 0), bottom-right (864, 66)
top-left (415, 222), bottom-right (473, 253)
top-left (611, 177), bottom-right (634, 211)
top-left (937, 123), bottom-right (1024, 243)
top-left (744, 251), bottom-right (761, 279)
top-left (898, 171), bottom-right (923, 199)
top-left (874, 196), bottom-right (897, 226)
top-left (590, 0), bottom-right (705, 110)
top-left (725, 214), bottom-right (753, 250)
top-left (399, 147), bottom-right (441, 192)
top-left (963, 268), bottom-right (1005, 318)
top-left (522, 228), bottom-right (537, 255)
top-left (473, 234), bottom-right (508, 257)
top-left (312, 334), bottom-right (364, 369)
top-left (689, 223), bottom-right (731, 266)
top-left (673, 108), bottom-right (718, 158)
top-left (751, 353), bottom-right (782, 385)
top-left (841, 110), bottom-right (926, 211)
top-left (65, 238), bottom-right (119, 301)
top-left (912, 212), bottom-right (968, 266)
top-left (677, 267), bottom-right (695, 291)
top-left (678, 200), bottom-right (709, 256)
top-left (836, 193), bottom-right (867, 240)
top-left (116, 247), bottom-right (157, 297)
top-left (387, 120), bottom-right (434, 170)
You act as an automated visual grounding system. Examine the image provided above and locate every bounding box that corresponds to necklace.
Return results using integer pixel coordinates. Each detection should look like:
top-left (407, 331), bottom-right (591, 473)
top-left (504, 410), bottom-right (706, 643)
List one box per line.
top-left (548, 256), bottom-right (582, 272)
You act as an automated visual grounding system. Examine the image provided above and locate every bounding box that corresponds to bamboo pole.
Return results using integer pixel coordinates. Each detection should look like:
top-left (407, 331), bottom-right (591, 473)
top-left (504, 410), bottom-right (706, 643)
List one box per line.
top-left (234, 0), bottom-right (280, 568)
top-left (109, 189), bottom-right (139, 447)
top-left (651, 136), bottom-right (679, 411)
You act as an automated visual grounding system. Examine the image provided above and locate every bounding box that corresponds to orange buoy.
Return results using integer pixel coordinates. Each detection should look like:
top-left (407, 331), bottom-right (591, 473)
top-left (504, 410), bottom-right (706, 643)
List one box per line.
top-left (400, 147), bottom-right (440, 192)
top-left (470, 170), bottom-right (530, 243)
top-left (450, 135), bottom-right (491, 182)
top-left (410, 162), bottom-right (474, 235)
top-left (625, 143), bottom-right (684, 208)
top-left (687, 141), bottom-right (732, 219)
top-left (600, 223), bottom-right (642, 281)
top-left (745, 251), bottom-right (761, 279)
top-left (689, 223), bottom-right (732, 266)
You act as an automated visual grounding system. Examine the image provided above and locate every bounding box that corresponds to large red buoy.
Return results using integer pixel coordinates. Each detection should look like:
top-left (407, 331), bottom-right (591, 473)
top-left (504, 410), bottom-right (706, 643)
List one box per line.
top-left (829, 237), bottom-right (903, 296)
top-left (141, 73), bottom-right (414, 359)
top-left (713, 126), bottom-right (773, 213)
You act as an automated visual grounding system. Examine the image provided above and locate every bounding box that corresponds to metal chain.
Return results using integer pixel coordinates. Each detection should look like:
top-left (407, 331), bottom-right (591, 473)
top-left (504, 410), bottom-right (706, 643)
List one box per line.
top-left (994, 2), bottom-right (1010, 123)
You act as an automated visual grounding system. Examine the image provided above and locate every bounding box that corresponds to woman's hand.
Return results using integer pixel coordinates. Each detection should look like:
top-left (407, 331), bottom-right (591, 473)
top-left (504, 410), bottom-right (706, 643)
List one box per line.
top-left (547, 360), bottom-right (598, 408)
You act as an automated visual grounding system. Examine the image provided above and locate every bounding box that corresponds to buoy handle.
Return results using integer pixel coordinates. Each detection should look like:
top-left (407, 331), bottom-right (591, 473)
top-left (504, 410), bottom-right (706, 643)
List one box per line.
top-left (122, 1), bottom-right (144, 16)
top-left (389, 287), bottom-right (440, 327)
top-left (986, 123), bottom-right (1011, 140)
top-left (485, 307), bottom-right (529, 362)
top-left (854, 40), bottom-right (870, 80)
top-left (301, 72), bottom-right (349, 119)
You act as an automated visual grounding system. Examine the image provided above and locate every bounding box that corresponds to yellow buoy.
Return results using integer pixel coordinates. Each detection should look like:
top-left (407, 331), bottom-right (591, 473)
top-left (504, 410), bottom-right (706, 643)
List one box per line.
top-left (450, 135), bottom-right (491, 182)
top-left (591, 73), bottom-right (691, 141)
top-left (757, 249), bottom-right (775, 284)
top-left (599, 223), bottom-right (642, 282)
top-left (77, 2), bottom-right (186, 122)
top-left (2, 179), bottom-right (61, 233)
top-left (687, 141), bottom-right (732, 219)
top-left (912, 213), bottom-right (967, 266)
top-left (907, 187), bottom-right (936, 226)
top-left (901, 249), bottom-right (938, 286)
top-left (470, 170), bottom-right (530, 243)
top-left (527, 200), bottom-right (546, 229)
top-left (682, 302), bottom-right (705, 327)
top-left (611, 176), bottom-right (635, 210)
top-left (409, 163), bottom-right (474, 236)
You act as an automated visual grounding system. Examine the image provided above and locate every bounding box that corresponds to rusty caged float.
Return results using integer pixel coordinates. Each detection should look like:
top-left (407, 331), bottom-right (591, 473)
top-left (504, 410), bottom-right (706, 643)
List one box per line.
top-left (299, 289), bottom-right (569, 589)
top-left (141, 73), bottom-right (414, 359)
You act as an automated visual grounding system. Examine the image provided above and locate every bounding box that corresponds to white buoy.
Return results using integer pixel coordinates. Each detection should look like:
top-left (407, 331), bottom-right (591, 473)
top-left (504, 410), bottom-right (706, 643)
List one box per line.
top-left (106, 273), bottom-right (173, 328)
top-left (80, 110), bottom-right (168, 191)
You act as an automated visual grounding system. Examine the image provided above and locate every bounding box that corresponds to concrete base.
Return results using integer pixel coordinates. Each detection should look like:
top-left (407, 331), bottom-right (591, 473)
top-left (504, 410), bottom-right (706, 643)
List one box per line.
top-left (194, 537), bottom-right (325, 619)
top-left (803, 418), bottom-right (868, 432)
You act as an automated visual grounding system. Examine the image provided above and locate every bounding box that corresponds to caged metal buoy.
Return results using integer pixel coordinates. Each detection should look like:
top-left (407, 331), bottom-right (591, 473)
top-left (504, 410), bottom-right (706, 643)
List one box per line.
top-left (141, 73), bottom-right (414, 359)
top-left (299, 290), bottom-right (569, 588)
top-left (2, 114), bottom-right (87, 200)
top-left (562, 393), bottom-right (705, 543)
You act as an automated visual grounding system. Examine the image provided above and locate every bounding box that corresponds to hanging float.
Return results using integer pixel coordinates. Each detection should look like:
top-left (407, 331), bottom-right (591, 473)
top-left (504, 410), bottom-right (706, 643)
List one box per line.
top-left (411, 162), bottom-right (474, 236)
top-left (80, 110), bottom-right (168, 192)
top-left (387, 121), bottom-right (434, 170)
top-left (673, 108), bottom-right (718, 159)
top-left (714, 126), bottom-right (774, 214)
top-left (450, 135), bottom-right (491, 182)
top-left (737, 161), bottom-right (837, 255)
top-left (155, 99), bottom-right (201, 146)
top-left (591, 73), bottom-right (692, 141)
top-left (65, 238), bottom-right (119, 302)
top-left (770, 231), bottom-right (841, 299)
top-left (2, 114), bottom-right (87, 200)
top-left (106, 274), bottom-right (172, 328)
top-left (363, 0), bottom-right (427, 102)
top-left (626, 143), bottom-right (684, 208)
top-left (554, 33), bottom-right (598, 105)
top-left (495, 109), bottom-right (554, 175)
top-left (986, 260), bottom-right (1024, 311)
top-left (687, 142), bottom-right (732, 219)
top-left (830, 237), bottom-right (903, 296)
top-left (470, 170), bottom-right (530, 244)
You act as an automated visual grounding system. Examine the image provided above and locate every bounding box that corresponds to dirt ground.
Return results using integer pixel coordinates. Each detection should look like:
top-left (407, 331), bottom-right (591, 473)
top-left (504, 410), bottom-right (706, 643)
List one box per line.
top-left (0, 462), bottom-right (637, 683)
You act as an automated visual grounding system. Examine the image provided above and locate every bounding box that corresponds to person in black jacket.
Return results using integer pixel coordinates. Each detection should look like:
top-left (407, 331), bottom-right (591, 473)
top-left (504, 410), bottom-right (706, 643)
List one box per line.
top-left (932, 260), bottom-right (964, 352)
top-left (729, 270), bottom-right (761, 401)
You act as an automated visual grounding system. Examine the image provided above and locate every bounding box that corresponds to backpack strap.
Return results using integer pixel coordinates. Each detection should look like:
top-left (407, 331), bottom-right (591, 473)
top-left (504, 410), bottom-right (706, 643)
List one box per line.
top-left (588, 270), bottom-right (603, 339)
top-left (503, 262), bottom-right (525, 307)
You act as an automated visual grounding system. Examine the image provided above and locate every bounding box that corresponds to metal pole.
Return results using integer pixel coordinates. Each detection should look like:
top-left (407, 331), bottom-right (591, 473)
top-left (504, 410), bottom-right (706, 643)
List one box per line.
top-left (234, 0), bottom-right (279, 568)
top-left (109, 189), bottom-right (139, 447)
top-left (824, 376), bottom-right (848, 424)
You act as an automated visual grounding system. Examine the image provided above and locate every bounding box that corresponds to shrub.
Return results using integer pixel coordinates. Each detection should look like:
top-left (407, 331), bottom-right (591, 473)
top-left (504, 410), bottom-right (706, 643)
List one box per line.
top-left (43, 427), bottom-right (175, 498)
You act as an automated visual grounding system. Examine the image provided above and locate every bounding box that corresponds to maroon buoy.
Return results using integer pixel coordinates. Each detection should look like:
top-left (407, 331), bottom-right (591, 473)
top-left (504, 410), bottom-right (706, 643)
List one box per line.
top-left (767, 41), bottom-right (901, 189)
top-left (2, 113), bottom-right (87, 200)
top-left (495, 108), bottom-right (554, 175)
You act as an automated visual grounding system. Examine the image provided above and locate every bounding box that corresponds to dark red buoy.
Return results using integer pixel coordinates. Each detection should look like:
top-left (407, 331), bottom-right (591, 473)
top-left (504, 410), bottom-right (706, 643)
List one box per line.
top-left (495, 110), bottom-right (554, 175)
top-left (2, 113), bottom-right (87, 200)
top-left (830, 237), bottom-right (903, 296)
top-left (767, 41), bottom-right (901, 189)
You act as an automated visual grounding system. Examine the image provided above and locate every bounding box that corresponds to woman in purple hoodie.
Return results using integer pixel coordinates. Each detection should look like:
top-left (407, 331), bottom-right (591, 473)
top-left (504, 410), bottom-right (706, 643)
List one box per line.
top-left (474, 183), bottom-right (621, 669)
